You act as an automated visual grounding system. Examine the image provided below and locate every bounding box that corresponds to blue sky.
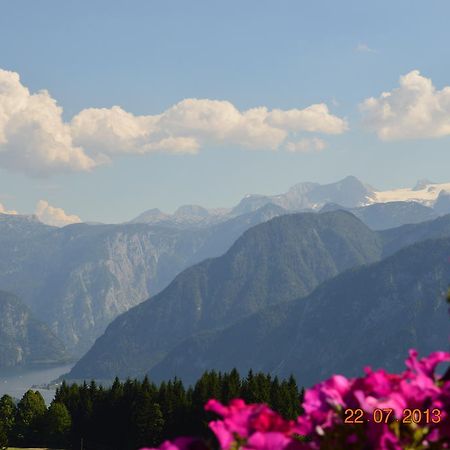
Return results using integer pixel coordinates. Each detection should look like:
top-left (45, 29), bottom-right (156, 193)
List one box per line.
top-left (1, 0), bottom-right (450, 223)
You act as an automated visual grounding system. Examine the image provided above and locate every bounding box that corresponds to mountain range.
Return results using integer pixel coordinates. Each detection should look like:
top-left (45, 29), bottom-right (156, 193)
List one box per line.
top-left (130, 176), bottom-right (450, 228)
top-left (0, 204), bottom-right (284, 356)
top-left (2, 175), bottom-right (450, 372)
top-left (67, 210), bottom-right (450, 383)
top-left (149, 236), bottom-right (450, 386)
top-left (68, 211), bottom-right (383, 379)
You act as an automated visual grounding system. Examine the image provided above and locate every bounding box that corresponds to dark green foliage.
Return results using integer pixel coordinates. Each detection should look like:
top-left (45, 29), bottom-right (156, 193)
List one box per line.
top-left (13, 390), bottom-right (46, 446)
top-left (48, 370), bottom-right (303, 450)
top-left (0, 421), bottom-right (7, 450)
top-left (0, 394), bottom-right (16, 449)
top-left (42, 401), bottom-right (72, 447)
top-left (130, 393), bottom-right (164, 448)
top-left (0, 394), bottom-right (16, 436)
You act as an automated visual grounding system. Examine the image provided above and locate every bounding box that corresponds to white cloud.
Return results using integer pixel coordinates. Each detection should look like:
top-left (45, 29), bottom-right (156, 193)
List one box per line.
top-left (356, 43), bottom-right (377, 53)
top-left (286, 137), bottom-right (327, 153)
top-left (267, 104), bottom-right (347, 134)
top-left (35, 200), bottom-right (81, 227)
top-left (0, 68), bottom-right (348, 176)
top-left (0, 202), bottom-right (17, 215)
top-left (360, 70), bottom-right (450, 140)
top-left (0, 69), bottom-right (96, 176)
top-left (156, 100), bottom-right (288, 150)
top-left (72, 99), bottom-right (346, 156)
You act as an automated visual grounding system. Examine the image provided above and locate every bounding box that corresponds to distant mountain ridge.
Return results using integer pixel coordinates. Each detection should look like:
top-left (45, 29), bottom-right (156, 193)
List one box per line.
top-left (320, 201), bottom-right (438, 230)
top-left (68, 210), bottom-right (450, 382)
top-left (130, 176), bottom-right (450, 228)
top-left (131, 176), bottom-right (376, 226)
top-left (0, 290), bottom-right (67, 368)
top-left (2, 176), bottom-right (450, 365)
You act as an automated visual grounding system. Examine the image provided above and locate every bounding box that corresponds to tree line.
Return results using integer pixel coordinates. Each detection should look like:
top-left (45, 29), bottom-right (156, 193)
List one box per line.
top-left (0, 369), bottom-right (304, 450)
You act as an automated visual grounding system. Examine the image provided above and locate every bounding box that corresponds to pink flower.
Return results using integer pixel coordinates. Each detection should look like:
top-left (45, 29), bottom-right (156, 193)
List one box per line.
top-left (405, 349), bottom-right (450, 379)
top-left (353, 390), bottom-right (406, 418)
top-left (244, 431), bottom-right (307, 450)
top-left (141, 437), bottom-right (208, 450)
top-left (366, 423), bottom-right (402, 450)
top-left (297, 374), bottom-right (352, 434)
top-left (143, 349), bottom-right (450, 449)
top-left (205, 399), bottom-right (303, 449)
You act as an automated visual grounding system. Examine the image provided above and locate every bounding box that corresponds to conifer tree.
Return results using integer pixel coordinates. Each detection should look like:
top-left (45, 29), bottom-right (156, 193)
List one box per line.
top-left (43, 401), bottom-right (71, 447)
top-left (0, 421), bottom-right (8, 450)
top-left (13, 390), bottom-right (47, 446)
top-left (131, 392), bottom-right (164, 449)
top-left (0, 394), bottom-right (16, 439)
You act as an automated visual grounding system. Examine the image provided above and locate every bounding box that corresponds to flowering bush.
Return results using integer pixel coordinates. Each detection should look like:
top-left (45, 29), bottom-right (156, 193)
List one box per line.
top-left (142, 348), bottom-right (450, 449)
top-left (143, 294), bottom-right (450, 449)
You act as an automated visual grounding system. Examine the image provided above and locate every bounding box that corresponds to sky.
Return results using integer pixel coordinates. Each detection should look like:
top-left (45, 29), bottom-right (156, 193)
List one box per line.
top-left (1, 0), bottom-right (450, 224)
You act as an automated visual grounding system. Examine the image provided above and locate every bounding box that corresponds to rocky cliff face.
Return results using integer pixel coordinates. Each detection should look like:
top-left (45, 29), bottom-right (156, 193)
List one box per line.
top-left (68, 210), bottom-right (384, 380)
top-left (2, 195), bottom-right (448, 361)
top-left (0, 290), bottom-right (67, 368)
top-left (0, 206), bottom-right (284, 356)
top-left (68, 210), bottom-right (450, 382)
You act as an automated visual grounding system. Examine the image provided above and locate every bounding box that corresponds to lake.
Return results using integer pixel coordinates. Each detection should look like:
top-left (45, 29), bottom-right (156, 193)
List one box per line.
top-left (0, 364), bottom-right (74, 404)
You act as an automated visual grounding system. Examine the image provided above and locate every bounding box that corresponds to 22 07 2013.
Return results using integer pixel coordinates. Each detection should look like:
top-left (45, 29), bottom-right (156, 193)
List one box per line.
top-left (344, 408), bottom-right (442, 424)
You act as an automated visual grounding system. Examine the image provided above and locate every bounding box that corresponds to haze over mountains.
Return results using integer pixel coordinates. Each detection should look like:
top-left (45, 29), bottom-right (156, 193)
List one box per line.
top-left (0, 205), bottom-right (282, 356)
top-left (68, 210), bottom-right (450, 384)
top-left (69, 211), bottom-right (383, 379)
top-left (130, 176), bottom-right (450, 228)
top-left (148, 236), bottom-right (450, 386)
top-left (0, 290), bottom-right (67, 368)
top-left (2, 175), bottom-right (450, 378)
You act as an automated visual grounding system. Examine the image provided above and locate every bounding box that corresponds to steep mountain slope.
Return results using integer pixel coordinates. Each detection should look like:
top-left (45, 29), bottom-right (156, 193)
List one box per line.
top-left (380, 213), bottom-right (450, 257)
top-left (0, 213), bottom-right (54, 241)
top-left (434, 190), bottom-right (450, 215)
top-left (0, 290), bottom-right (67, 368)
top-left (3, 181), bottom-right (450, 366)
top-left (149, 237), bottom-right (450, 386)
top-left (131, 205), bottom-right (229, 228)
top-left (321, 201), bottom-right (437, 230)
top-left (68, 211), bottom-right (383, 379)
top-left (0, 205), bottom-right (286, 355)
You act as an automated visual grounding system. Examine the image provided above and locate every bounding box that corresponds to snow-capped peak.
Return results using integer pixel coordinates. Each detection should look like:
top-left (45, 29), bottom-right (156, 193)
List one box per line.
top-left (370, 181), bottom-right (450, 206)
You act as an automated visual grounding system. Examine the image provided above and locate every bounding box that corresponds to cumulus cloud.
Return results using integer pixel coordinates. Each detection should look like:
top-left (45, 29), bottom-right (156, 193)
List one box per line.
top-left (154, 99), bottom-right (288, 150)
top-left (0, 68), bottom-right (348, 176)
top-left (267, 104), bottom-right (347, 134)
top-left (360, 70), bottom-right (450, 140)
top-left (286, 137), bottom-right (327, 153)
top-left (0, 69), bottom-right (96, 176)
top-left (35, 200), bottom-right (81, 227)
top-left (0, 202), bottom-right (17, 215)
top-left (72, 98), bottom-right (347, 157)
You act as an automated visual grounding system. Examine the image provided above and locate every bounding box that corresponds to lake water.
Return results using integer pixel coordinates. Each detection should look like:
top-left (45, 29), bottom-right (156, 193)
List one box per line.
top-left (0, 364), bottom-right (74, 404)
